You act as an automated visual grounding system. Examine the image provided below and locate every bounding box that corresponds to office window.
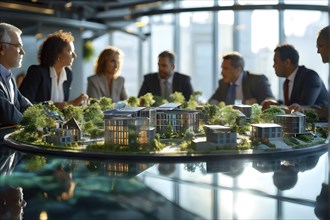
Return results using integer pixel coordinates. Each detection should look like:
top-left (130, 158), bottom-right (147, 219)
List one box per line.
top-left (113, 28), bottom-right (139, 97)
top-left (180, 11), bottom-right (213, 101)
top-left (284, 0), bottom-right (328, 5)
top-left (236, 10), bottom-right (280, 99)
top-left (238, 0), bottom-right (278, 4)
top-left (284, 10), bottom-right (328, 89)
top-left (150, 14), bottom-right (174, 73)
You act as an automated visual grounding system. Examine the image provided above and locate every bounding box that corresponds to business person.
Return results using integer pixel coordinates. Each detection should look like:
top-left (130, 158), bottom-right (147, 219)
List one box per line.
top-left (0, 23), bottom-right (32, 128)
top-left (138, 50), bottom-right (193, 101)
top-left (263, 44), bottom-right (328, 114)
top-left (209, 52), bottom-right (274, 105)
top-left (87, 46), bottom-right (128, 102)
top-left (20, 30), bottom-right (88, 110)
top-left (313, 25), bottom-right (329, 220)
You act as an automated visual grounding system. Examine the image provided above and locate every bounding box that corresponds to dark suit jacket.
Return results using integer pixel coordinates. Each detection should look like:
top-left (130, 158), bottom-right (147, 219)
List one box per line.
top-left (138, 72), bottom-right (193, 100)
top-left (209, 71), bottom-right (274, 105)
top-left (20, 65), bottom-right (72, 104)
top-left (288, 65), bottom-right (328, 106)
top-left (0, 70), bottom-right (31, 127)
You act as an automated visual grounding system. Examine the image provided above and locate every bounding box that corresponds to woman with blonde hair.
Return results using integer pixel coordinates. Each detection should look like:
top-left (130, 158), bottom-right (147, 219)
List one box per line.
top-left (87, 46), bottom-right (127, 102)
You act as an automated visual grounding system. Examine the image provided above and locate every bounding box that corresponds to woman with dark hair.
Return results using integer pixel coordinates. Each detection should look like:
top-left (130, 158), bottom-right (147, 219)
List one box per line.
top-left (87, 45), bottom-right (127, 102)
top-left (20, 30), bottom-right (88, 109)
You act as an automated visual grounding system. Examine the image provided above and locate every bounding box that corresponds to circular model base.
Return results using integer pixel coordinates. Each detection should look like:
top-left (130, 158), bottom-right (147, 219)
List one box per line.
top-left (4, 133), bottom-right (329, 162)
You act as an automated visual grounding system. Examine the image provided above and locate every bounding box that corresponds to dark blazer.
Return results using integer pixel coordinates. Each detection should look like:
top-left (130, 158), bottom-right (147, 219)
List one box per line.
top-left (138, 72), bottom-right (193, 100)
top-left (20, 65), bottom-right (72, 104)
top-left (0, 71), bottom-right (31, 127)
top-left (288, 65), bottom-right (328, 106)
top-left (209, 71), bottom-right (274, 105)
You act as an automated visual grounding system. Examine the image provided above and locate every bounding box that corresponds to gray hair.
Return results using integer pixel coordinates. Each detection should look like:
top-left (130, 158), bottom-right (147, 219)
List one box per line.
top-left (0, 23), bottom-right (22, 44)
top-left (222, 51), bottom-right (245, 69)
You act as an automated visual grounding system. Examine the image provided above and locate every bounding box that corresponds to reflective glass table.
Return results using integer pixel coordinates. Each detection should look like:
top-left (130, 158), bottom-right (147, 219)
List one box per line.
top-left (0, 143), bottom-right (328, 220)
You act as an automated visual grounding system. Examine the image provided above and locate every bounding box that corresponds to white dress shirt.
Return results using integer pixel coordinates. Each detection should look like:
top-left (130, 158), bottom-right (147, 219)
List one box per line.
top-left (50, 67), bottom-right (67, 102)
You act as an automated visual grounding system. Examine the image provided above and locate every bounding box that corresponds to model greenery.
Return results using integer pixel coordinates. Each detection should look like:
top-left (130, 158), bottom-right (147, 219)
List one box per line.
top-left (10, 91), bottom-right (328, 154)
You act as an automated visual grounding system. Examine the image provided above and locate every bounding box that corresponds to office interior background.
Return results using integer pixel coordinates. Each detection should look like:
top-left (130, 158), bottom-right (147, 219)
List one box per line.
top-left (1, 0), bottom-right (329, 102)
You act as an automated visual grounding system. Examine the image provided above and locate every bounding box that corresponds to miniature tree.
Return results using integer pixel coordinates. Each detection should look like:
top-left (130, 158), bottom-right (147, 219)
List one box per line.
top-left (153, 95), bottom-right (168, 106)
top-left (170, 91), bottom-right (185, 104)
top-left (200, 104), bottom-right (221, 124)
top-left (62, 105), bottom-right (84, 122)
top-left (185, 91), bottom-right (202, 110)
top-left (261, 105), bottom-right (285, 123)
top-left (127, 96), bottom-right (140, 107)
top-left (42, 101), bottom-right (62, 114)
top-left (214, 105), bottom-right (240, 128)
top-left (183, 129), bottom-right (195, 142)
top-left (304, 109), bottom-right (319, 131)
top-left (82, 121), bottom-right (95, 134)
top-left (164, 124), bottom-right (174, 139)
top-left (99, 97), bottom-right (114, 111)
top-left (139, 93), bottom-right (155, 107)
top-left (250, 103), bottom-right (262, 123)
top-left (83, 102), bottom-right (104, 124)
top-left (20, 104), bottom-right (51, 132)
top-left (88, 97), bottom-right (99, 105)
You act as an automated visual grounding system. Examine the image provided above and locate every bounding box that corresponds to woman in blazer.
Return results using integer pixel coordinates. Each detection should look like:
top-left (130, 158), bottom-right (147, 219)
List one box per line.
top-left (87, 46), bottom-right (128, 102)
top-left (20, 30), bottom-right (88, 109)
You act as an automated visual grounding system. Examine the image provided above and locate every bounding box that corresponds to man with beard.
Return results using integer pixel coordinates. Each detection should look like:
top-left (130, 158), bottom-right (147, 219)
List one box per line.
top-left (138, 50), bottom-right (193, 101)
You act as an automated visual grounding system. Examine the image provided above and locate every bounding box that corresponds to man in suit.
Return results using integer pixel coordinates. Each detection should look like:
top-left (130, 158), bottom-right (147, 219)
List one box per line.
top-left (0, 23), bottom-right (32, 128)
top-left (0, 23), bottom-right (32, 143)
top-left (262, 44), bottom-right (328, 114)
top-left (209, 52), bottom-right (274, 105)
top-left (138, 50), bottom-right (193, 101)
top-left (313, 25), bottom-right (329, 220)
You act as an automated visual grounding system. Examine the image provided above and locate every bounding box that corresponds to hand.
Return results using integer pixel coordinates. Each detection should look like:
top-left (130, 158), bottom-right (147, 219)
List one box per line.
top-left (245, 98), bottom-right (257, 105)
top-left (261, 98), bottom-right (278, 111)
top-left (71, 93), bottom-right (89, 106)
top-left (288, 103), bottom-right (303, 113)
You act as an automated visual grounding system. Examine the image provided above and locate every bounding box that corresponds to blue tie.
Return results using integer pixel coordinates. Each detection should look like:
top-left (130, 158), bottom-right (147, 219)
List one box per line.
top-left (226, 83), bottom-right (236, 105)
top-left (164, 80), bottom-right (170, 100)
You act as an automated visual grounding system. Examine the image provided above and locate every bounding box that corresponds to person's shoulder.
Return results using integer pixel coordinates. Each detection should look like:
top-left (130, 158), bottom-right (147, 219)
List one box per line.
top-left (87, 74), bottom-right (99, 80)
top-left (174, 72), bottom-right (191, 79)
top-left (115, 76), bottom-right (125, 83)
top-left (245, 71), bottom-right (268, 80)
top-left (27, 64), bottom-right (43, 72)
top-left (26, 65), bottom-right (48, 77)
top-left (298, 65), bottom-right (319, 76)
top-left (143, 72), bottom-right (158, 79)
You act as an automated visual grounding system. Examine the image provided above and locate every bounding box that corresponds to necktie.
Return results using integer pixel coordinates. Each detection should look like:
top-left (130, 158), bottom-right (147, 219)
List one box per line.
top-left (284, 79), bottom-right (290, 105)
top-left (226, 83), bottom-right (236, 105)
top-left (164, 80), bottom-right (170, 100)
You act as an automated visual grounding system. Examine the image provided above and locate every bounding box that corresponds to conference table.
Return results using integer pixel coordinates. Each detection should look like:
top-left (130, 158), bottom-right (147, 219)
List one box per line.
top-left (1, 136), bottom-right (328, 220)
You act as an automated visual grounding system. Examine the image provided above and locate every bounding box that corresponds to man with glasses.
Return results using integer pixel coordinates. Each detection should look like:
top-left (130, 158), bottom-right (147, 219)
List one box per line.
top-left (0, 23), bottom-right (32, 142)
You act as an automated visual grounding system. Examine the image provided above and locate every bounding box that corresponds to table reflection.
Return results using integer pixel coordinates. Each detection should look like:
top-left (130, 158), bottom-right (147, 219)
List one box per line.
top-left (0, 145), bottom-right (328, 220)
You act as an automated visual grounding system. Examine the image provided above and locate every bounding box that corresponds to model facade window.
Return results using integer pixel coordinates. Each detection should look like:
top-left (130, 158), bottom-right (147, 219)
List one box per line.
top-left (276, 112), bottom-right (306, 134)
top-left (104, 107), bottom-right (155, 146)
top-left (204, 125), bottom-right (237, 146)
top-left (251, 123), bottom-right (282, 140)
top-left (156, 110), bottom-right (200, 133)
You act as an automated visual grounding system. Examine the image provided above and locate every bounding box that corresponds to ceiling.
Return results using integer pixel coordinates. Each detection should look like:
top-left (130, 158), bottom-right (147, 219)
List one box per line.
top-left (0, 0), bottom-right (170, 37)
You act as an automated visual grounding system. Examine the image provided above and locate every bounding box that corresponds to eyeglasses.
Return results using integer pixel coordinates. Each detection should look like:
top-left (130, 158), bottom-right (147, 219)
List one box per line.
top-left (0, 42), bottom-right (24, 51)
